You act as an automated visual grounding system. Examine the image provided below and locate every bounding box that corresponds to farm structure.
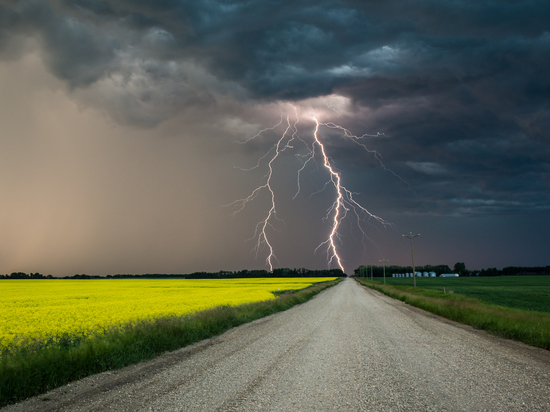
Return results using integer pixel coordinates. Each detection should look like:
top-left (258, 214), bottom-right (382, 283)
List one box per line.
top-left (392, 272), bottom-right (437, 278)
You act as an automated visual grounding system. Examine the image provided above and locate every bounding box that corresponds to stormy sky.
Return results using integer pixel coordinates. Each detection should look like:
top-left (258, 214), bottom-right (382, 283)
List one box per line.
top-left (1, 0), bottom-right (549, 276)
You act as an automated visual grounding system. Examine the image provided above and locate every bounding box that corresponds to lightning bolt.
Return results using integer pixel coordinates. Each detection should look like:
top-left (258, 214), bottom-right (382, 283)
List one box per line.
top-left (309, 117), bottom-right (391, 272)
top-left (319, 122), bottom-right (414, 192)
top-left (223, 111), bottom-right (300, 271)
top-left (225, 106), bottom-right (404, 274)
top-left (310, 118), bottom-right (345, 271)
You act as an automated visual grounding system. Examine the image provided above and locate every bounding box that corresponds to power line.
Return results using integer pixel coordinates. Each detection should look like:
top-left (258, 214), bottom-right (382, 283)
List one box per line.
top-left (402, 232), bottom-right (420, 288)
top-left (379, 258), bottom-right (389, 284)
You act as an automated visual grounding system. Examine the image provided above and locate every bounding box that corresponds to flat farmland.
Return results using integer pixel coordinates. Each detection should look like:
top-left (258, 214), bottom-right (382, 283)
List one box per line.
top-left (0, 278), bottom-right (335, 352)
top-left (3, 279), bottom-right (549, 412)
top-left (377, 276), bottom-right (550, 312)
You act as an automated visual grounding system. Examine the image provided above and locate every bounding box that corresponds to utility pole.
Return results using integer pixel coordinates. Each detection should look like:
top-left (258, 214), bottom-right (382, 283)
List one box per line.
top-left (379, 258), bottom-right (389, 284)
top-left (402, 232), bottom-right (420, 287)
top-left (370, 264), bottom-right (373, 281)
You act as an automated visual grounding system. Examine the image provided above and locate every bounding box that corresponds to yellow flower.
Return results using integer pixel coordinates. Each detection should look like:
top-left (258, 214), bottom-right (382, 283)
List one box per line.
top-left (0, 278), bottom-right (334, 350)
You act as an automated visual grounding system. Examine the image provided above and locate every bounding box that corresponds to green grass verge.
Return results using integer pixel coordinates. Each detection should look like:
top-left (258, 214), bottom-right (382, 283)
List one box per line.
top-left (355, 277), bottom-right (550, 350)
top-left (0, 278), bottom-right (342, 407)
top-left (376, 276), bottom-right (550, 312)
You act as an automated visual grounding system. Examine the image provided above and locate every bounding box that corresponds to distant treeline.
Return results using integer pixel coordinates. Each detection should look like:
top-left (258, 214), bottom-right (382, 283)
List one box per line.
top-left (4, 265), bottom-right (550, 279)
top-left (483, 266), bottom-right (550, 277)
top-left (172, 268), bottom-right (345, 278)
top-left (0, 272), bottom-right (54, 279)
top-left (355, 265), bottom-right (453, 278)
top-left (354, 264), bottom-right (550, 277)
top-left (0, 268), bottom-right (345, 279)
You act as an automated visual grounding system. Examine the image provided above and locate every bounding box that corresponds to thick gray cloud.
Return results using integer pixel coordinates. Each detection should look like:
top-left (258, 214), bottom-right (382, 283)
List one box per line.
top-left (2, 1), bottom-right (549, 110)
top-left (0, 0), bottom-right (549, 273)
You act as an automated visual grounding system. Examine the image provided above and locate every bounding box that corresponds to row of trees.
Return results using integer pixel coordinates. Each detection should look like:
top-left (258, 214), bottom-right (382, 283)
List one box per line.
top-left (0, 268), bottom-right (346, 279)
top-left (354, 263), bottom-right (550, 277)
top-left (354, 264), bottom-right (453, 278)
top-left (184, 268), bottom-right (345, 278)
top-left (480, 266), bottom-right (550, 277)
top-left (5, 265), bottom-right (550, 279)
top-left (0, 272), bottom-right (53, 279)
top-left (447, 263), bottom-right (550, 277)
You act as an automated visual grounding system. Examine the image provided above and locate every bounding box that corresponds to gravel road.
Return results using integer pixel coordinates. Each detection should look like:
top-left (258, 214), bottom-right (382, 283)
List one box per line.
top-left (3, 278), bottom-right (549, 411)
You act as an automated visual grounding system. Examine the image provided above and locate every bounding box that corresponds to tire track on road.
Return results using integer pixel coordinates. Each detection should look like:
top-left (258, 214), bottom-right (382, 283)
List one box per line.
top-left (3, 278), bottom-right (549, 412)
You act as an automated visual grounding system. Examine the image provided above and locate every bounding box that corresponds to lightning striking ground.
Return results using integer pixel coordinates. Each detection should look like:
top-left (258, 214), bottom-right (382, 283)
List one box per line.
top-left (310, 117), bottom-right (393, 272)
top-left (225, 107), bottom-right (402, 274)
top-left (224, 112), bottom-right (300, 271)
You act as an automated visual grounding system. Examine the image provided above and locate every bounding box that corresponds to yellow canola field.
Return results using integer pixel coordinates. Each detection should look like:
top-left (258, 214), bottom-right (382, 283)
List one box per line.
top-left (0, 278), bottom-right (334, 350)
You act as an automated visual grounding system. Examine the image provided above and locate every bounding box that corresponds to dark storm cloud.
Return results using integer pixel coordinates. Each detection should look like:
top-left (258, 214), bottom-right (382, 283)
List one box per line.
top-left (3, 1), bottom-right (549, 101)
top-left (0, 1), bottom-right (115, 84)
top-left (0, 0), bottom-right (549, 217)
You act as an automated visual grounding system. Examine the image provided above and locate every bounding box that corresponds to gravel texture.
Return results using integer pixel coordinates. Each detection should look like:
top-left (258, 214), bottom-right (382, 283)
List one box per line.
top-left (3, 278), bottom-right (549, 411)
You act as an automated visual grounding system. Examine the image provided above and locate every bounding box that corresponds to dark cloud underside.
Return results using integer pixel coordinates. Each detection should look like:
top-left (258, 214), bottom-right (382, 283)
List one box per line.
top-left (0, 0), bottom-right (549, 273)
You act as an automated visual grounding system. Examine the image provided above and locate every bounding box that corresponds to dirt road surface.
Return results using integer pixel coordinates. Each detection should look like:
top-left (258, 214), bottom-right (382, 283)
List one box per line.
top-left (3, 278), bottom-right (549, 411)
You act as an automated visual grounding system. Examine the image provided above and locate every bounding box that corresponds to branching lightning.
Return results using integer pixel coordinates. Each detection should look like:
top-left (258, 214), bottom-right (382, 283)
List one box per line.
top-left (224, 105), bottom-right (405, 274)
top-left (223, 111), bottom-right (300, 271)
top-left (309, 117), bottom-right (393, 272)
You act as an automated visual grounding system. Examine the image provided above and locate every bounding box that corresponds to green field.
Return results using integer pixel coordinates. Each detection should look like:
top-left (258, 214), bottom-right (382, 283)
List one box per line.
top-left (355, 277), bottom-right (550, 350)
top-left (371, 276), bottom-right (550, 313)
